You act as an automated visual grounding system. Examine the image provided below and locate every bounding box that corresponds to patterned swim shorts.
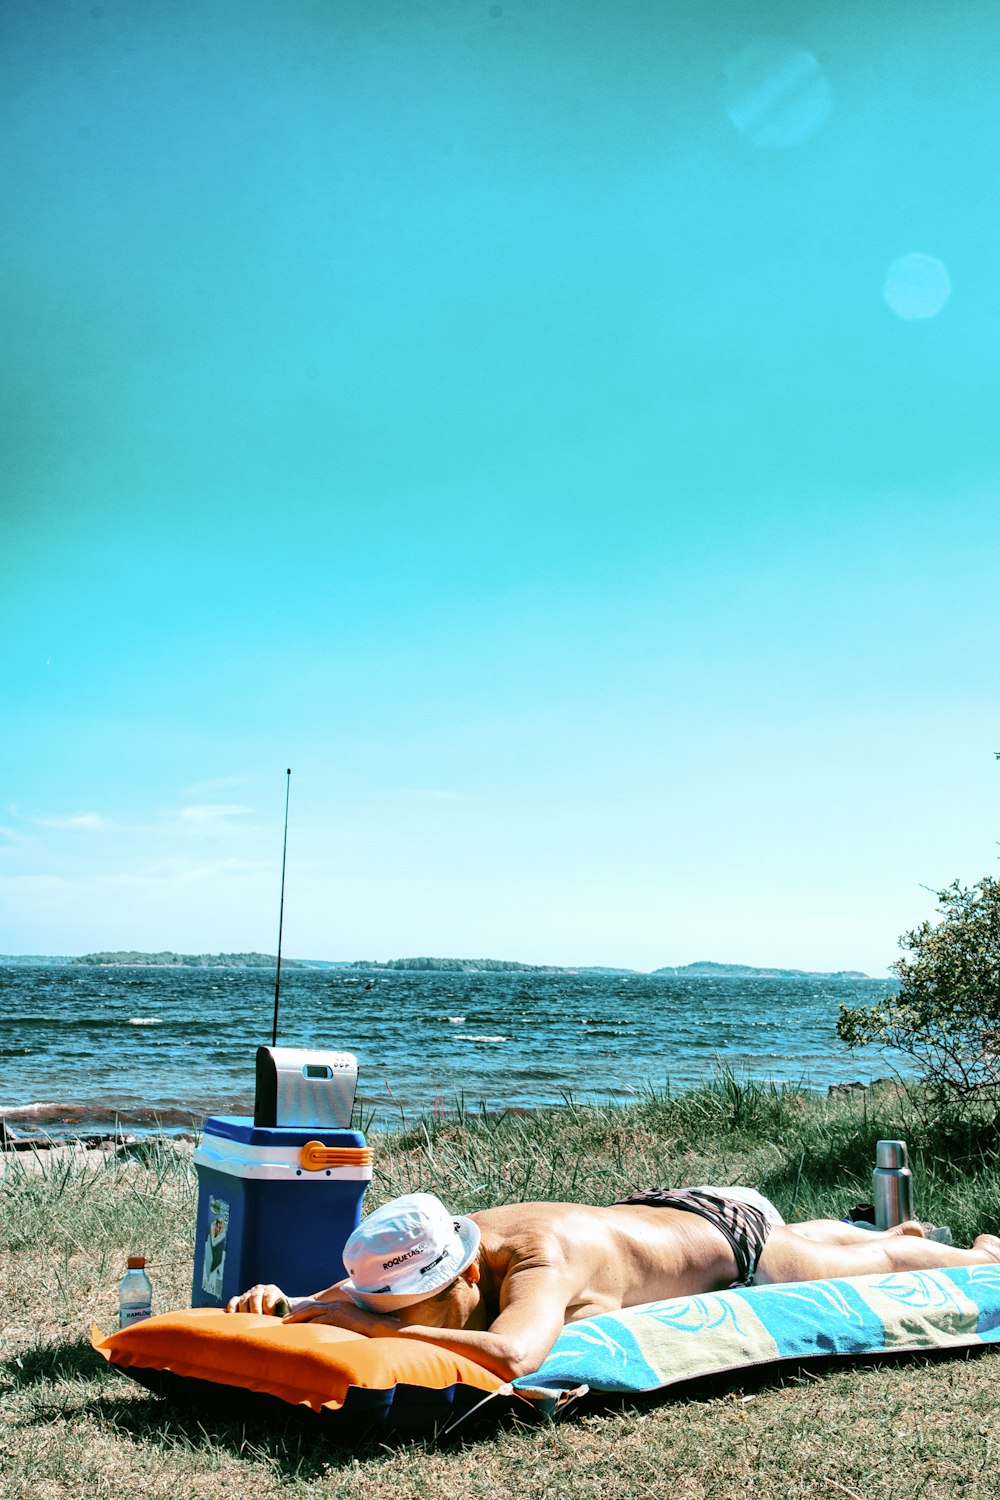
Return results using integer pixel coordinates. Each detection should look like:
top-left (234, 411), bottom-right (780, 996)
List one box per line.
top-left (615, 1187), bottom-right (772, 1286)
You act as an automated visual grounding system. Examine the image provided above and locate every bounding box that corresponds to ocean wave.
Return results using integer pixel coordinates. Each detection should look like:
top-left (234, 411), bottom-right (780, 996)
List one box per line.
top-left (0, 1099), bottom-right (208, 1128)
top-left (446, 1016), bottom-right (466, 1024)
top-left (0, 1101), bottom-right (71, 1120)
top-left (456, 1034), bottom-right (508, 1043)
top-left (0, 1013), bottom-right (223, 1034)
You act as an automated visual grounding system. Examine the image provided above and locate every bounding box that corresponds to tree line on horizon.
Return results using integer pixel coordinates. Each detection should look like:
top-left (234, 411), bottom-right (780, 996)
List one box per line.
top-left (3, 950), bottom-right (875, 977)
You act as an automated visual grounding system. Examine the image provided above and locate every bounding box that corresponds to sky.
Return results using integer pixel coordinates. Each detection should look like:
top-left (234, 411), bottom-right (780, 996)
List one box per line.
top-left (1, 0), bottom-right (998, 975)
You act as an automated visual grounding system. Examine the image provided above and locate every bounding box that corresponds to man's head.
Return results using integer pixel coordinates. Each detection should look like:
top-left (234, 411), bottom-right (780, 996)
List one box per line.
top-left (341, 1192), bottom-right (482, 1325)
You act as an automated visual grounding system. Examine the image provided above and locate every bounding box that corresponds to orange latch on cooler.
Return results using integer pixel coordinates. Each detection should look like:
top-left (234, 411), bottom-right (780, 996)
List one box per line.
top-left (300, 1141), bottom-right (374, 1172)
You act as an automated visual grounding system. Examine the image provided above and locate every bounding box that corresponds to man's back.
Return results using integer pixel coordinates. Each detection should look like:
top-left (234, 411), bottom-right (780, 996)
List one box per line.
top-left (471, 1200), bottom-right (743, 1326)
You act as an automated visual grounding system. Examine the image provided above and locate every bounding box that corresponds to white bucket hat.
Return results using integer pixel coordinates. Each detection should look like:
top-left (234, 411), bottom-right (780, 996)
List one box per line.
top-left (340, 1192), bottom-right (482, 1312)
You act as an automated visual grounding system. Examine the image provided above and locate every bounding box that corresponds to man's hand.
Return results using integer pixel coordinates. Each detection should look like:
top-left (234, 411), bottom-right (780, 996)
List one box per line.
top-left (225, 1280), bottom-right (404, 1337)
top-left (282, 1292), bottom-right (403, 1339)
top-left (225, 1283), bottom-right (290, 1316)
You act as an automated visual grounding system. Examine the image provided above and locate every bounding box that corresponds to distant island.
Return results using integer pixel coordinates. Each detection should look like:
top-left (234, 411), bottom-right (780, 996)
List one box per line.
top-left (0, 952), bottom-right (870, 978)
top-left (349, 957), bottom-right (574, 973)
top-left (652, 961), bottom-right (869, 980)
top-left (65, 950), bottom-right (313, 969)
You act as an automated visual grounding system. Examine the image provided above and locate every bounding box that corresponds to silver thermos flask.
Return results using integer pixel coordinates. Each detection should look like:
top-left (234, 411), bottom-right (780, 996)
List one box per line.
top-left (873, 1139), bottom-right (914, 1229)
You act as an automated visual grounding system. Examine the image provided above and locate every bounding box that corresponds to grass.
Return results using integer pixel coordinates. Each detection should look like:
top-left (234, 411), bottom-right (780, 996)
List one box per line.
top-left (2, 1075), bottom-right (998, 1500)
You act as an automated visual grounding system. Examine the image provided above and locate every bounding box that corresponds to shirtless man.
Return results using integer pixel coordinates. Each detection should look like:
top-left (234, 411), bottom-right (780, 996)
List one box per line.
top-left (226, 1187), bottom-right (1000, 1380)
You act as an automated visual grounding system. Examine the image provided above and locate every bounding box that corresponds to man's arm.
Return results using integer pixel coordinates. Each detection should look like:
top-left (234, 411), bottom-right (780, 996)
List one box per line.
top-left (283, 1262), bottom-right (574, 1380)
top-left (225, 1280), bottom-right (354, 1317)
top-left (392, 1302), bottom-right (567, 1380)
top-left (229, 1257), bottom-right (577, 1380)
top-left (284, 1303), bottom-right (549, 1379)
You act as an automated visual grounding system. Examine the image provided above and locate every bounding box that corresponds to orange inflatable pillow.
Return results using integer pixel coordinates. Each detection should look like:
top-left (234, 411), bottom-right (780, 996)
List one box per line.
top-left (91, 1309), bottom-right (504, 1435)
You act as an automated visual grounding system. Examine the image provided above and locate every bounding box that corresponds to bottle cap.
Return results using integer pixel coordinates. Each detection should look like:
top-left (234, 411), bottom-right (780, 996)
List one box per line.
top-left (126, 1255), bottom-right (146, 1269)
top-left (875, 1139), bottom-right (908, 1169)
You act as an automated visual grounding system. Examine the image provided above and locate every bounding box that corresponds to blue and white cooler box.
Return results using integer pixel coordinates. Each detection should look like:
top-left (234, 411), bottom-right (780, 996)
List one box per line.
top-left (192, 1116), bottom-right (373, 1307)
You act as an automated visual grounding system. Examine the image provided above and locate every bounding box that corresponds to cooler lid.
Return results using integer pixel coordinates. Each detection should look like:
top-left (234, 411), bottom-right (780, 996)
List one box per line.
top-left (202, 1114), bottom-right (366, 1149)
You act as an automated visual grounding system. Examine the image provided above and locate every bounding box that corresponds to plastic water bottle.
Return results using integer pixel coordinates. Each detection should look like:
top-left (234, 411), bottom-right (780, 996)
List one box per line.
top-left (873, 1140), bottom-right (914, 1229)
top-left (119, 1256), bottom-right (153, 1328)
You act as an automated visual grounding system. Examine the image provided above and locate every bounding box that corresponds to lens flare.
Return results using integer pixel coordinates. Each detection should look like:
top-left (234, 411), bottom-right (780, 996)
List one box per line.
top-left (883, 253), bottom-right (952, 320)
top-left (725, 42), bottom-right (832, 148)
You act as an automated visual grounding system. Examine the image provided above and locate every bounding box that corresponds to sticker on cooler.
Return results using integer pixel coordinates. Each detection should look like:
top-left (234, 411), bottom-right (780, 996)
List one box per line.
top-left (202, 1195), bottom-right (231, 1298)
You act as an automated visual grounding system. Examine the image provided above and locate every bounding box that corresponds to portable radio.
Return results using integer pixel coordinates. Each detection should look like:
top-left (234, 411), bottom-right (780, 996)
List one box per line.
top-left (253, 1045), bottom-right (358, 1129)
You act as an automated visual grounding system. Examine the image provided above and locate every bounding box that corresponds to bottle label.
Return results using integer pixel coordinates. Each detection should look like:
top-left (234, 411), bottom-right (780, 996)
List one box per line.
top-left (120, 1305), bottom-right (152, 1327)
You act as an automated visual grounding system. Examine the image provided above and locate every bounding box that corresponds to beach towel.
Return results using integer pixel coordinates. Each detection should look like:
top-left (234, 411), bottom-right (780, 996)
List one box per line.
top-left (511, 1264), bottom-right (1000, 1414)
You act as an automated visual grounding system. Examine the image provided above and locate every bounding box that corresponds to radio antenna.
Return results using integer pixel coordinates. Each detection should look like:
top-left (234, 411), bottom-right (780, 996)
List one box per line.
top-left (271, 768), bottom-right (291, 1046)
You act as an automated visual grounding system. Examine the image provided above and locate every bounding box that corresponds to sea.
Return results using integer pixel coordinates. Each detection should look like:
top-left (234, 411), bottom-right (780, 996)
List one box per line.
top-left (0, 963), bottom-right (906, 1139)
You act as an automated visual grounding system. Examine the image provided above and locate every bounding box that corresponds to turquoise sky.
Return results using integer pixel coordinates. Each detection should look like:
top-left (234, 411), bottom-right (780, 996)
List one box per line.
top-left (2, 1), bottom-right (998, 973)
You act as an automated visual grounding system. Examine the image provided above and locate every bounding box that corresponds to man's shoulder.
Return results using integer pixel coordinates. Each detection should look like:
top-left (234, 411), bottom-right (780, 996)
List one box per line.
top-left (471, 1200), bottom-right (601, 1230)
top-left (472, 1201), bottom-right (608, 1267)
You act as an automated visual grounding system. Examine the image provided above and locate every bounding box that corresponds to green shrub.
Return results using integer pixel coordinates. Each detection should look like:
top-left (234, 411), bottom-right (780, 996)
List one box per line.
top-left (838, 876), bottom-right (1000, 1121)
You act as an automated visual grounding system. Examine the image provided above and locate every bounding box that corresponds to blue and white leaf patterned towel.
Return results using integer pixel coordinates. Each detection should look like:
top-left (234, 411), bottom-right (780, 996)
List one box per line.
top-left (513, 1265), bottom-right (1000, 1397)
